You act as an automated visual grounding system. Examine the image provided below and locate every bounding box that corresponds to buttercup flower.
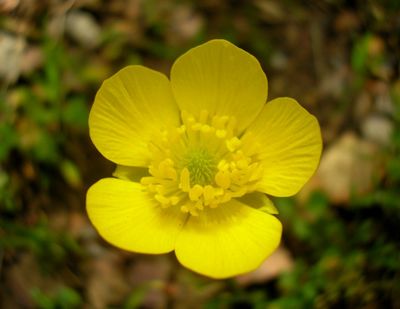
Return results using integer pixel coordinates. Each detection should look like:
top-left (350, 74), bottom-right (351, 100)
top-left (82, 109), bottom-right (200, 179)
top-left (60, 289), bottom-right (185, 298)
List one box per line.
top-left (87, 39), bottom-right (322, 278)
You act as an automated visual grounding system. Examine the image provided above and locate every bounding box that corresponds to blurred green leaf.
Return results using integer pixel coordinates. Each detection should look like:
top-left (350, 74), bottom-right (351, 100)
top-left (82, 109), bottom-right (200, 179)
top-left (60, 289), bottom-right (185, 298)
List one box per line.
top-left (31, 130), bottom-right (60, 163)
top-left (60, 160), bottom-right (82, 188)
top-left (30, 287), bottom-right (81, 309)
top-left (123, 287), bottom-right (148, 309)
top-left (351, 34), bottom-right (371, 75)
top-left (61, 97), bottom-right (89, 129)
top-left (0, 122), bottom-right (18, 161)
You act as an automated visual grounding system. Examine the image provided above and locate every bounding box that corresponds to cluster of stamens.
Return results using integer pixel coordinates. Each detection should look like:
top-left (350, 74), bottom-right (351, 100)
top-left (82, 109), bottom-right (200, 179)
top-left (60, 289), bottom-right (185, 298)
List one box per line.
top-left (140, 110), bottom-right (263, 216)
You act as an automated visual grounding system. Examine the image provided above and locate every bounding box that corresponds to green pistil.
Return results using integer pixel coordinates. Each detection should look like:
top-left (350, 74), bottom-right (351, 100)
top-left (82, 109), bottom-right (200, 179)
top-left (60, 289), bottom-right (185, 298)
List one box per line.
top-left (184, 148), bottom-right (216, 185)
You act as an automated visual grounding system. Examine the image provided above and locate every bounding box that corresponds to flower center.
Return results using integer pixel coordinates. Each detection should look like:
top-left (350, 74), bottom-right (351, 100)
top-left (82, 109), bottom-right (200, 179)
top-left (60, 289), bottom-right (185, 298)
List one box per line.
top-left (184, 148), bottom-right (216, 185)
top-left (140, 110), bottom-right (263, 216)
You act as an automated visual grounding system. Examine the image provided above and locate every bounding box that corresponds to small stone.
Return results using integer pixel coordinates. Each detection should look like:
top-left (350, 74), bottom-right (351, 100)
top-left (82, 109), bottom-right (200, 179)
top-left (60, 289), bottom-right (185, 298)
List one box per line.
top-left (0, 32), bottom-right (25, 83)
top-left (374, 83), bottom-right (395, 116)
top-left (254, 0), bottom-right (285, 22)
top-left (319, 66), bottom-right (348, 99)
top-left (361, 115), bottom-right (393, 146)
top-left (270, 51), bottom-right (288, 71)
top-left (299, 132), bottom-right (380, 204)
top-left (65, 10), bottom-right (101, 49)
top-left (354, 91), bottom-right (373, 120)
top-left (20, 46), bottom-right (43, 75)
top-left (167, 5), bottom-right (203, 43)
top-left (0, 0), bottom-right (19, 12)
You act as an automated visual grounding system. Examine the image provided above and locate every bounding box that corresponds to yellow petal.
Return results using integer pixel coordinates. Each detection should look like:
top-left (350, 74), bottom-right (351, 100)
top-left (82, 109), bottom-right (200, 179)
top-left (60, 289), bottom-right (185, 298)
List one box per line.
top-left (238, 192), bottom-right (279, 214)
top-left (175, 199), bottom-right (282, 278)
top-left (86, 178), bottom-right (186, 254)
top-left (242, 97), bottom-right (322, 197)
top-left (171, 39), bottom-right (267, 133)
top-left (89, 65), bottom-right (180, 166)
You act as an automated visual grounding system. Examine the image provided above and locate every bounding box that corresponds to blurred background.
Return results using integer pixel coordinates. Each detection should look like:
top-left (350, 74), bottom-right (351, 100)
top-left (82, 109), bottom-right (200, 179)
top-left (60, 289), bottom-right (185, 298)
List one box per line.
top-left (1, 0), bottom-right (399, 308)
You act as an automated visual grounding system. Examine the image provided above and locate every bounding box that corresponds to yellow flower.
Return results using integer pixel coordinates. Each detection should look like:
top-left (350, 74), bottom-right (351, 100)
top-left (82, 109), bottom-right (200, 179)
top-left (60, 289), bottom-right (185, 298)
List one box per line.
top-left (86, 39), bottom-right (322, 279)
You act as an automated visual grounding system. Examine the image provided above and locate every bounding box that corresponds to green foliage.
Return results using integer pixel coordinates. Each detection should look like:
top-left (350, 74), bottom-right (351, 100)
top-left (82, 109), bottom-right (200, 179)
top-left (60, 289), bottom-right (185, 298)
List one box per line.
top-left (0, 218), bottom-right (81, 272)
top-left (0, 169), bottom-right (15, 211)
top-left (0, 122), bottom-right (18, 161)
top-left (123, 286), bottom-right (148, 309)
top-left (61, 96), bottom-right (89, 129)
top-left (30, 287), bottom-right (82, 309)
top-left (1, 35), bottom-right (87, 305)
top-left (206, 289), bottom-right (269, 309)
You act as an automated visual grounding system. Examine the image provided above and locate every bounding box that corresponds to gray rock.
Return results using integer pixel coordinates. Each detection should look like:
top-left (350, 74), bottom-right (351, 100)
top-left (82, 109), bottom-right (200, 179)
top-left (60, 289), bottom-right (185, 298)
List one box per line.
top-left (65, 10), bottom-right (101, 49)
top-left (0, 32), bottom-right (25, 83)
top-left (361, 115), bottom-right (393, 146)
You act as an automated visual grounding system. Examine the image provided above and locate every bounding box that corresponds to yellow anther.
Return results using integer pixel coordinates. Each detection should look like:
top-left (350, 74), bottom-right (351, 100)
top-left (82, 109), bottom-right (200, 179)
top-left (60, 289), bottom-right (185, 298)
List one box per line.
top-left (189, 184), bottom-right (203, 201)
top-left (212, 115), bottom-right (229, 129)
top-left (219, 193), bottom-right (232, 203)
top-left (147, 184), bottom-right (157, 192)
top-left (155, 194), bottom-right (170, 205)
top-left (230, 186), bottom-right (248, 198)
top-left (165, 158), bottom-right (174, 166)
top-left (230, 170), bottom-right (243, 184)
top-left (170, 196), bottom-right (180, 205)
top-left (182, 203), bottom-right (199, 216)
top-left (201, 124), bottom-right (212, 133)
top-left (181, 111), bottom-right (195, 125)
top-left (158, 159), bottom-right (177, 180)
top-left (180, 205), bottom-right (189, 213)
top-left (158, 165), bottom-right (176, 180)
top-left (226, 137), bottom-right (241, 152)
top-left (237, 159), bottom-right (248, 169)
top-left (216, 129), bottom-right (227, 138)
top-left (195, 199), bottom-right (204, 210)
top-left (191, 123), bottom-right (202, 131)
top-left (203, 185), bottom-right (215, 204)
top-left (148, 165), bottom-right (159, 177)
top-left (217, 160), bottom-right (229, 171)
top-left (155, 185), bottom-right (166, 195)
top-left (179, 168), bottom-right (191, 192)
top-left (214, 187), bottom-right (224, 196)
top-left (215, 170), bottom-right (231, 189)
top-left (166, 168), bottom-right (177, 180)
top-left (249, 164), bottom-right (263, 181)
top-left (177, 125), bottom-right (186, 134)
top-left (190, 209), bottom-right (199, 216)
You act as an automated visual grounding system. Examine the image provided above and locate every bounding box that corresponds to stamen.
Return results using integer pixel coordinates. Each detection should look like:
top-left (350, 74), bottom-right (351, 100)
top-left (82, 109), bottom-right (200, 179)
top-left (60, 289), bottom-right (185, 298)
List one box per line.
top-left (215, 170), bottom-right (231, 189)
top-left (179, 168), bottom-right (191, 192)
top-left (189, 184), bottom-right (203, 201)
top-left (203, 185), bottom-right (215, 205)
top-left (216, 129), bottom-right (227, 138)
top-left (140, 109), bottom-right (264, 216)
top-left (226, 137), bottom-right (241, 152)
